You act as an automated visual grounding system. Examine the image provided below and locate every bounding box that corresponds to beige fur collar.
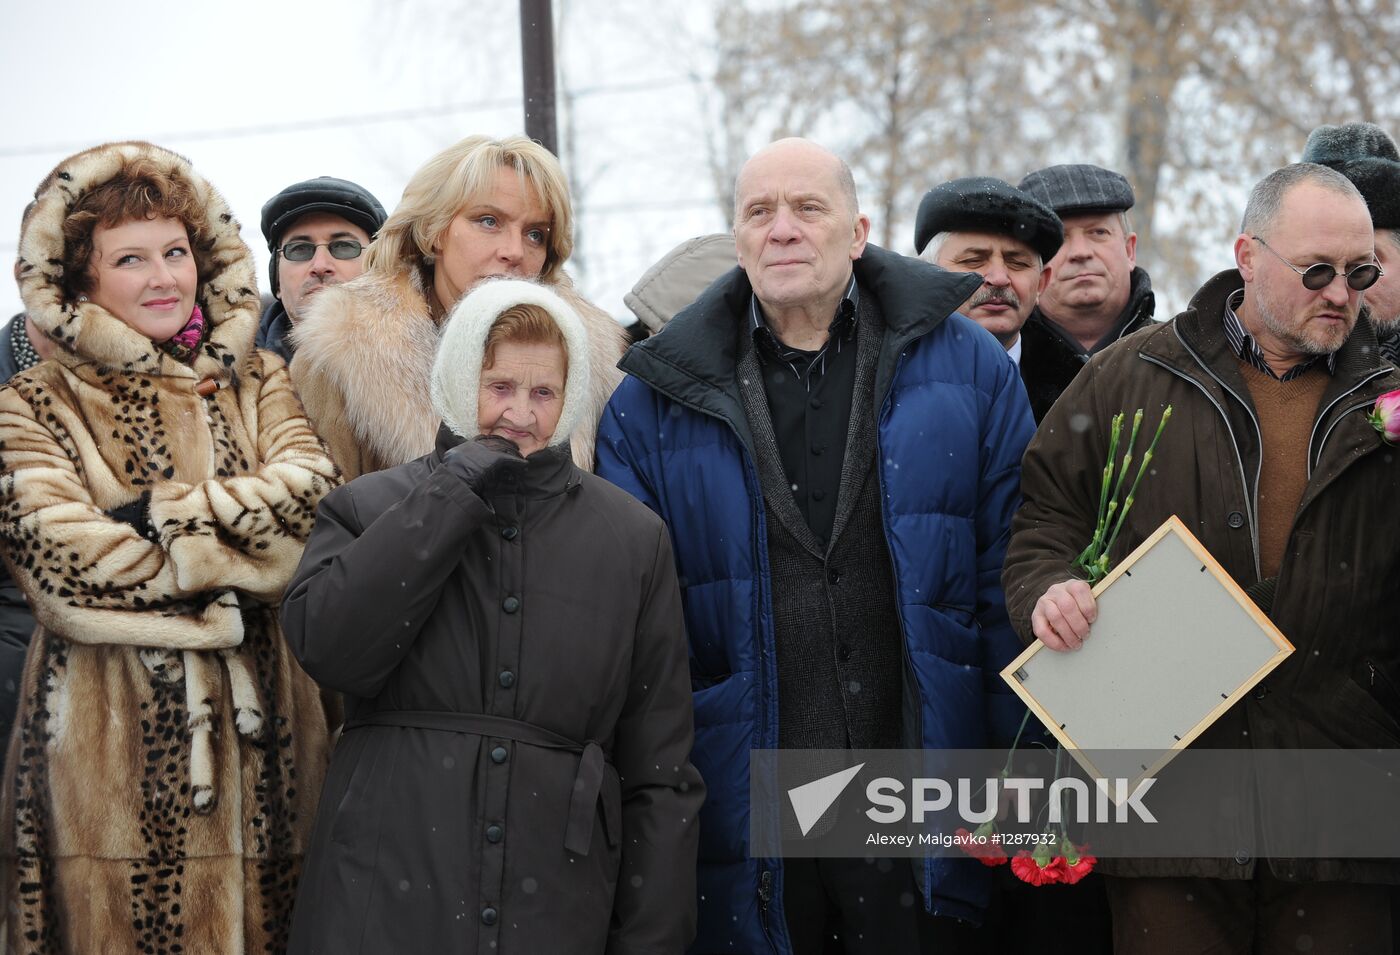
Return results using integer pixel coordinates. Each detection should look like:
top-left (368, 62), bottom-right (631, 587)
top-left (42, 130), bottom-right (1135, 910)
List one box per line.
top-left (291, 268), bottom-right (628, 471)
top-left (292, 269), bottom-right (443, 469)
top-left (17, 141), bottom-right (259, 382)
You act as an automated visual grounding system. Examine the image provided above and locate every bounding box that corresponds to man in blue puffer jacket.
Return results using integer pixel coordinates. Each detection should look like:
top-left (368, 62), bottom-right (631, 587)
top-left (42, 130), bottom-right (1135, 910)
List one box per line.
top-left (596, 138), bottom-right (1036, 954)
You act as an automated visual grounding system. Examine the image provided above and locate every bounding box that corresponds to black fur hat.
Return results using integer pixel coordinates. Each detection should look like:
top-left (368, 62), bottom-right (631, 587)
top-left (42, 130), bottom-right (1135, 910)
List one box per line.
top-left (1302, 123), bottom-right (1400, 229)
top-left (914, 177), bottom-right (1063, 262)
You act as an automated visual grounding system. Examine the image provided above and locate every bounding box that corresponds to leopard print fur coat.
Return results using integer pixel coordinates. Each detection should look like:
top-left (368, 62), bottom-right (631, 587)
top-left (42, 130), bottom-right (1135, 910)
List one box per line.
top-left (0, 141), bottom-right (340, 954)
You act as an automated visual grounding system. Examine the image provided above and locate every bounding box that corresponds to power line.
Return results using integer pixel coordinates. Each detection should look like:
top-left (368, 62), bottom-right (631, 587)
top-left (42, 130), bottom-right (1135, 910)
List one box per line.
top-left (587, 198), bottom-right (716, 214)
top-left (0, 98), bottom-right (511, 160)
top-left (0, 76), bottom-right (702, 160)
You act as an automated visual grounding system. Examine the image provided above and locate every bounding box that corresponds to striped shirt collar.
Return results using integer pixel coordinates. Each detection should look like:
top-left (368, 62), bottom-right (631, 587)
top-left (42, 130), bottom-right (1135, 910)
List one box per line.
top-left (1222, 288), bottom-right (1336, 381)
top-left (749, 274), bottom-right (859, 386)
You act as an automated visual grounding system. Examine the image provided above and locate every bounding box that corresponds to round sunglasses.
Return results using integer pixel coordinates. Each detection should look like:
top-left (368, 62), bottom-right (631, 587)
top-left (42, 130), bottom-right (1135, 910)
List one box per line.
top-left (1252, 236), bottom-right (1382, 291)
top-left (277, 238), bottom-right (365, 262)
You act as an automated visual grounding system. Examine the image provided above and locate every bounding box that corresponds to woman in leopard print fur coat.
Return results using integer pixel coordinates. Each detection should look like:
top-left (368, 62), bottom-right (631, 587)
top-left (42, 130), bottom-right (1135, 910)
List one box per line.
top-left (0, 141), bottom-right (340, 953)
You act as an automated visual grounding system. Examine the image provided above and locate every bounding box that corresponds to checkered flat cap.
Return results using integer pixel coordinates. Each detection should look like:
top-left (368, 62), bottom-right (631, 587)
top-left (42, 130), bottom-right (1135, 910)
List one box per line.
top-left (1018, 164), bottom-right (1135, 217)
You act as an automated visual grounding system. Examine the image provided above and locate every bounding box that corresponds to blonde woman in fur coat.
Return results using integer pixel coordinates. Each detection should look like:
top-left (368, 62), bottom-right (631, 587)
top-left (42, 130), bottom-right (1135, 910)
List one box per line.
top-left (0, 141), bottom-right (340, 952)
top-left (290, 134), bottom-right (628, 479)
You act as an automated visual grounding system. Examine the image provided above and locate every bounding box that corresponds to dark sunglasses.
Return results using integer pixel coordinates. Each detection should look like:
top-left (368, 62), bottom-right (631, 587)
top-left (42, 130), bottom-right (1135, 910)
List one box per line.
top-left (1252, 236), bottom-right (1382, 291)
top-left (278, 238), bottom-right (365, 262)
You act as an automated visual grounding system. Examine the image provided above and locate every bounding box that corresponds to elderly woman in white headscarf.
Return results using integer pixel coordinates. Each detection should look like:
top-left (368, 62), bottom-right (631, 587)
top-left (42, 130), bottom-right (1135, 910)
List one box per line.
top-left (282, 278), bottom-right (704, 955)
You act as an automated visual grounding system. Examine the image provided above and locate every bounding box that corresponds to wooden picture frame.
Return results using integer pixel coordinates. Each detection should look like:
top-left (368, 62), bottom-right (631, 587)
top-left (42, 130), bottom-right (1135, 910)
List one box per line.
top-left (1001, 516), bottom-right (1294, 798)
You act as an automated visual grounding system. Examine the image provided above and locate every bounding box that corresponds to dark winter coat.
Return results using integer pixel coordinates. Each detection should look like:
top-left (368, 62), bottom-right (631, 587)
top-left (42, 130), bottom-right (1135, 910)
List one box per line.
top-left (0, 314), bottom-right (36, 768)
top-left (1003, 269), bottom-right (1400, 883)
top-left (1380, 325), bottom-right (1399, 366)
top-left (256, 298), bottom-right (294, 363)
top-left (283, 431), bottom-right (704, 954)
top-left (1019, 266), bottom-right (1155, 422)
top-left (0, 313), bottom-right (24, 383)
top-left (595, 245), bottom-right (1036, 951)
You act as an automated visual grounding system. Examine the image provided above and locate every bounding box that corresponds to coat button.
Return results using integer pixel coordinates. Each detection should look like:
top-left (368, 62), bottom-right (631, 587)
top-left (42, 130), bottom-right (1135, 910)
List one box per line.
top-left (501, 526), bottom-right (519, 541)
top-left (812, 489), bottom-right (826, 501)
top-left (502, 596), bottom-right (520, 613)
top-left (1253, 684), bottom-right (1268, 700)
top-left (811, 445), bottom-right (825, 456)
top-left (490, 746), bottom-right (508, 764)
top-left (1227, 511), bottom-right (1245, 529)
top-left (809, 397), bottom-right (823, 410)
top-left (499, 670), bottom-right (516, 688)
top-left (486, 824), bottom-right (504, 843)
top-left (481, 906), bottom-right (498, 925)
top-left (828, 569), bottom-right (842, 585)
top-left (1234, 850), bottom-right (1250, 865)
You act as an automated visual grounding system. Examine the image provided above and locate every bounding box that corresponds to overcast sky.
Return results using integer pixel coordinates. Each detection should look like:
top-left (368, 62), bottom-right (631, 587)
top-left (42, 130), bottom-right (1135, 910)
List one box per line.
top-left (1, 0), bottom-right (727, 322)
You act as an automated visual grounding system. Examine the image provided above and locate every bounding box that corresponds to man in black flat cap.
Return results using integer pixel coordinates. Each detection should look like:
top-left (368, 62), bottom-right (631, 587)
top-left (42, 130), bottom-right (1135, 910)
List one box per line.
top-left (914, 177), bottom-right (1061, 364)
top-left (1017, 164), bottom-right (1156, 421)
top-left (257, 176), bottom-right (387, 362)
top-left (1303, 122), bottom-right (1400, 365)
top-left (913, 179), bottom-right (1112, 955)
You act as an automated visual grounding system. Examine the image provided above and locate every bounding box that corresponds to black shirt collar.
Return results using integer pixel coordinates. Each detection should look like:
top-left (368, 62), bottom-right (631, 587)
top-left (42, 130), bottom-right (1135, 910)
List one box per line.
top-left (749, 274), bottom-right (859, 381)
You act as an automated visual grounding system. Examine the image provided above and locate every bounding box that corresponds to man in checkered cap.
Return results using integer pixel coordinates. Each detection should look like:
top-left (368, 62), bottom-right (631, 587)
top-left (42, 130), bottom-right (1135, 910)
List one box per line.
top-left (1017, 163), bottom-right (1156, 422)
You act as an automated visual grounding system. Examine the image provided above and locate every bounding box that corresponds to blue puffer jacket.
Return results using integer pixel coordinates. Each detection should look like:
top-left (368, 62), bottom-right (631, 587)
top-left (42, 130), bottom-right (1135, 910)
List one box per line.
top-left (596, 245), bottom-right (1036, 954)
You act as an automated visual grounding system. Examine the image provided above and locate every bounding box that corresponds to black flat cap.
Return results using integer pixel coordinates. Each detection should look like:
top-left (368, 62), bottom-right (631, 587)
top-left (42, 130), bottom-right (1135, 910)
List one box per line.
top-left (1302, 123), bottom-right (1400, 229)
top-left (1018, 164), bottom-right (1135, 217)
top-left (914, 176), bottom-right (1063, 262)
top-left (261, 176), bottom-right (387, 251)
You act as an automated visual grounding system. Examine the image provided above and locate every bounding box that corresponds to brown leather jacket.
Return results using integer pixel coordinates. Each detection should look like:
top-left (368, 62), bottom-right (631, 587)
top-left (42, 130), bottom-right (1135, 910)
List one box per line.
top-left (1004, 269), bottom-right (1400, 882)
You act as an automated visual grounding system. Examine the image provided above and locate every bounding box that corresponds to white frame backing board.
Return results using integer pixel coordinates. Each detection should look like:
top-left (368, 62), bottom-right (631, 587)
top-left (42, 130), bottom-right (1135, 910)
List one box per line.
top-left (1001, 516), bottom-right (1294, 796)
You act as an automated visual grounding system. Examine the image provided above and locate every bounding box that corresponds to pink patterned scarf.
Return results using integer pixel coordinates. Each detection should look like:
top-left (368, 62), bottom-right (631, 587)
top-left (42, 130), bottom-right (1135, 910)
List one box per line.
top-left (159, 304), bottom-right (208, 363)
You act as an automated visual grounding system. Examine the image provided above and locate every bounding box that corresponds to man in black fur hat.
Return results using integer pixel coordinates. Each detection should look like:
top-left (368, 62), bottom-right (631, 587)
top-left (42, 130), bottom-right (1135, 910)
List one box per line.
top-left (914, 177), bottom-right (1061, 364)
top-left (915, 181), bottom-right (1112, 955)
top-left (1303, 122), bottom-right (1400, 365)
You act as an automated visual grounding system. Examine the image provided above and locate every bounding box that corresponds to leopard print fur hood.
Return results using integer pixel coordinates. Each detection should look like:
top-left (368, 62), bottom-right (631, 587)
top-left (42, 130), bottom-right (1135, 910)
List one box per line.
top-left (1, 141), bottom-right (338, 953)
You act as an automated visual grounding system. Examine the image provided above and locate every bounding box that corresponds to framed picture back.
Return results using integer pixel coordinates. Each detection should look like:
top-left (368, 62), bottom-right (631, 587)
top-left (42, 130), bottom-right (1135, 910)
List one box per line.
top-left (1001, 516), bottom-right (1294, 793)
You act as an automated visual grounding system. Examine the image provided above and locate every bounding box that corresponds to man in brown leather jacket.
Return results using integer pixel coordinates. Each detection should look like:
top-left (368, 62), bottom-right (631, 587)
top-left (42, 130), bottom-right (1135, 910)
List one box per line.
top-left (1003, 162), bottom-right (1400, 953)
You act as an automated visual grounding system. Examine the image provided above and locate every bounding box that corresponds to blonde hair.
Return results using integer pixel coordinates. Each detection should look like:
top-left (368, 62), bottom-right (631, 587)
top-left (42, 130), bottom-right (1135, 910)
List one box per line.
top-left (364, 134), bottom-right (573, 284)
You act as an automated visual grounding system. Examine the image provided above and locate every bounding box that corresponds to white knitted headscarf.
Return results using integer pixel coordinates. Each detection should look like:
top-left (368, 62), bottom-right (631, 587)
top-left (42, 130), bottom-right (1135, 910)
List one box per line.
top-left (430, 278), bottom-right (592, 449)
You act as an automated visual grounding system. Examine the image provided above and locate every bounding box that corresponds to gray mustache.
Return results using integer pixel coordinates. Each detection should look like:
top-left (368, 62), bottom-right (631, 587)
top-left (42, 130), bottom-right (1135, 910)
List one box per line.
top-left (968, 285), bottom-right (1020, 310)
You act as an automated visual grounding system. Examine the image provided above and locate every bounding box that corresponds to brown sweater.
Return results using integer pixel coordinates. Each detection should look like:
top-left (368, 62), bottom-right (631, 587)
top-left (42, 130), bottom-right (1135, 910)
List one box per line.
top-left (1236, 357), bottom-right (1329, 578)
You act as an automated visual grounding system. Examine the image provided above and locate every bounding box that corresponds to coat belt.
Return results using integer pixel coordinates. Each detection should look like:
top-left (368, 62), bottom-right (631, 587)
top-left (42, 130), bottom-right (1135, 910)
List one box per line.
top-left (343, 709), bottom-right (609, 856)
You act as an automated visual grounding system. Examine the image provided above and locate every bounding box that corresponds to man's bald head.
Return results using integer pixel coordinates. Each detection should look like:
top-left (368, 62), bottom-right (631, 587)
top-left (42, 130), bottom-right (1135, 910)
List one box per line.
top-left (732, 138), bottom-right (871, 325)
top-left (734, 138), bottom-right (859, 224)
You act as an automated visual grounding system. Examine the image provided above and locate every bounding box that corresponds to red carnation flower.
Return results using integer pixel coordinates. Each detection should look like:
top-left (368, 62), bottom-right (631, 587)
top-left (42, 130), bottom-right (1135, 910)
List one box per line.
top-left (1011, 849), bottom-right (1066, 886)
top-left (954, 826), bottom-right (1008, 867)
top-left (1059, 841), bottom-right (1097, 884)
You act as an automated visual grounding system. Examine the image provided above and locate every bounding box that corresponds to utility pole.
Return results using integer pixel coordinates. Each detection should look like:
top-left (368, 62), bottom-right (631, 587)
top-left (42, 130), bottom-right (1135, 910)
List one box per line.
top-left (519, 0), bottom-right (559, 156)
